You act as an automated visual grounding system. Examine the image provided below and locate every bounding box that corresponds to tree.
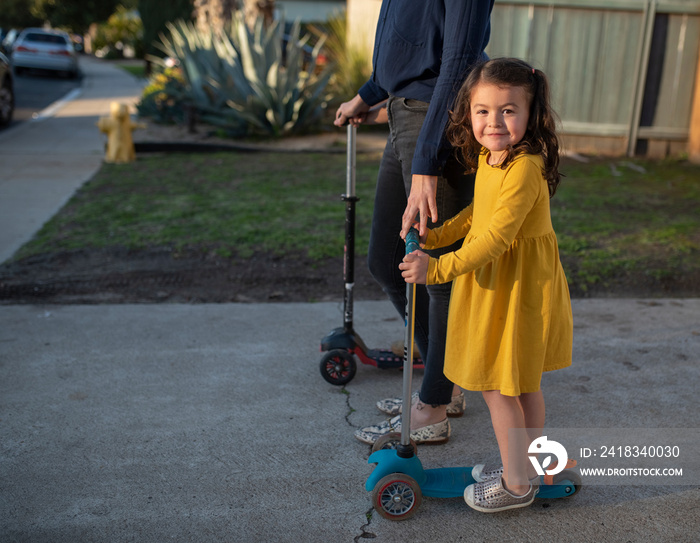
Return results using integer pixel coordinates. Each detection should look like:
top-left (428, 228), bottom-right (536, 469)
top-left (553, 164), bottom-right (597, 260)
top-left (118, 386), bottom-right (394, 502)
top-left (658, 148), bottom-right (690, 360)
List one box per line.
top-left (32, 0), bottom-right (120, 35)
top-left (93, 5), bottom-right (144, 59)
top-left (138, 0), bottom-right (193, 58)
top-left (191, 0), bottom-right (276, 33)
top-left (242, 0), bottom-right (275, 29)
top-left (0, 0), bottom-right (43, 29)
top-left (138, 0), bottom-right (193, 71)
top-left (192, 0), bottom-right (237, 34)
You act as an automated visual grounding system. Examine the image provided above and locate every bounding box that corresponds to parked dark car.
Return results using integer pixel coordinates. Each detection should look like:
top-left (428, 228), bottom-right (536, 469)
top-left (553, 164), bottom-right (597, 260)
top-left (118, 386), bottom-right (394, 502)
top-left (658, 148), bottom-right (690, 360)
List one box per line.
top-left (0, 51), bottom-right (14, 127)
top-left (0, 28), bottom-right (19, 55)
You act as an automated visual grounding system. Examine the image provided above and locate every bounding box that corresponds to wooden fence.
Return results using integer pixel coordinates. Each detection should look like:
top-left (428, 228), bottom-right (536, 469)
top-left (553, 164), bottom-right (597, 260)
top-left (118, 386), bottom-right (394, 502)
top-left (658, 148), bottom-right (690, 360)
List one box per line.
top-left (347, 0), bottom-right (700, 157)
top-left (487, 0), bottom-right (700, 157)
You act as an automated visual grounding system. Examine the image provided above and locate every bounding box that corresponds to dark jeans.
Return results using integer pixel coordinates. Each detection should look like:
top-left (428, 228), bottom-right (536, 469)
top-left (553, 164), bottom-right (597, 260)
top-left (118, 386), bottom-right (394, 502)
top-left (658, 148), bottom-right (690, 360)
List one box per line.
top-left (368, 96), bottom-right (475, 406)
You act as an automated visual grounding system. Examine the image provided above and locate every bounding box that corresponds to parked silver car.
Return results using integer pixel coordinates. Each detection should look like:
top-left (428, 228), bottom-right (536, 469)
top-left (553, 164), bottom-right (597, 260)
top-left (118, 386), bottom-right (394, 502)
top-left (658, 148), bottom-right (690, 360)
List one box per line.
top-left (11, 28), bottom-right (78, 78)
top-left (0, 51), bottom-right (14, 127)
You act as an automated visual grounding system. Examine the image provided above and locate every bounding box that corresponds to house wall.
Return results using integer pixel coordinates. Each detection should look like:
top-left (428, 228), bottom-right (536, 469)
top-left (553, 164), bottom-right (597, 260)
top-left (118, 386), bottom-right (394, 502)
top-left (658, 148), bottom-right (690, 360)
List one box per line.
top-left (346, 0), bottom-right (381, 58)
top-left (277, 0), bottom-right (346, 22)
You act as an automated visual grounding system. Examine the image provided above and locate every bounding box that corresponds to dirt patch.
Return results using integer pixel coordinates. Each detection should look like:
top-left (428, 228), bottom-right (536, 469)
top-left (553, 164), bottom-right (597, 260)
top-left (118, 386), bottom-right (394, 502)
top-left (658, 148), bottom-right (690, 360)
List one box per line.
top-left (1, 246), bottom-right (697, 305)
top-left (0, 248), bottom-right (386, 304)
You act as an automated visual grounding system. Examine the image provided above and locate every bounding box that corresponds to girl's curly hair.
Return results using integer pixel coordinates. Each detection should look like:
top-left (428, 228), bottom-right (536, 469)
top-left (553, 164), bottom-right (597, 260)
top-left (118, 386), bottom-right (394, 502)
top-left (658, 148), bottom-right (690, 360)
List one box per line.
top-left (446, 58), bottom-right (562, 197)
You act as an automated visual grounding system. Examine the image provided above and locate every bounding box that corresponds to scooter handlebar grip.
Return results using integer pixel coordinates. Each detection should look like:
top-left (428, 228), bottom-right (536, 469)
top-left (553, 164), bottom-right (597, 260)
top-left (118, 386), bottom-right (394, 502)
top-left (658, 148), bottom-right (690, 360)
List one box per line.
top-left (405, 227), bottom-right (420, 255)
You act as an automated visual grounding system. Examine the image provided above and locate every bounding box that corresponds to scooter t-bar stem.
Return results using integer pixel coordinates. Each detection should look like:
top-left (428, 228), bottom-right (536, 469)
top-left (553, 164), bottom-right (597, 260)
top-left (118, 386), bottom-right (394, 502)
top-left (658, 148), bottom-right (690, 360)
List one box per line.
top-left (346, 124), bottom-right (356, 196)
top-left (342, 125), bottom-right (358, 333)
top-left (398, 227), bottom-right (420, 458)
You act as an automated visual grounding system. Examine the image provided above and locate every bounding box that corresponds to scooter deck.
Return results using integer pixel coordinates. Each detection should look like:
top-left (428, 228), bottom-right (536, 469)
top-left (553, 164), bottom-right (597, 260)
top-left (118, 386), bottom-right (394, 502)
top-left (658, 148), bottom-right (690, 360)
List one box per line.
top-left (359, 348), bottom-right (424, 370)
top-left (367, 449), bottom-right (475, 498)
top-left (367, 449), bottom-right (579, 500)
top-left (321, 327), bottom-right (424, 370)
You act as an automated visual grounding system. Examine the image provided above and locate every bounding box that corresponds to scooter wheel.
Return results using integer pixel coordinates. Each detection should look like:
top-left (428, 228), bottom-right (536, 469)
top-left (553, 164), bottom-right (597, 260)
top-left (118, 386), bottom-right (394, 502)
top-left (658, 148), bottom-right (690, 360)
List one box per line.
top-left (320, 349), bottom-right (356, 385)
top-left (372, 432), bottom-right (417, 455)
top-left (552, 469), bottom-right (583, 497)
top-left (371, 473), bottom-right (422, 521)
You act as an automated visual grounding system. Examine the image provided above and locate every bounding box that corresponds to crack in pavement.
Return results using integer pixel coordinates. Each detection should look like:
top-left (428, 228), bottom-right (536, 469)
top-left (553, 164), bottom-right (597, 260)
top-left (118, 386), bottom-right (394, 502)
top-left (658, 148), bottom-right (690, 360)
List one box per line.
top-left (344, 387), bottom-right (379, 540)
top-left (342, 386), bottom-right (357, 427)
top-left (354, 508), bottom-right (377, 541)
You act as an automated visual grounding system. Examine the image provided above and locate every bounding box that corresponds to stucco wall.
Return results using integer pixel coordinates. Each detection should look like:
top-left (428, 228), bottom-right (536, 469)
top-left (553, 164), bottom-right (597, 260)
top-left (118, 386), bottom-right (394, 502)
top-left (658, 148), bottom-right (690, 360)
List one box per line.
top-left (277, 0), bottom-right (345, 22)
top-left (346, 0), bottom-right (381, 62)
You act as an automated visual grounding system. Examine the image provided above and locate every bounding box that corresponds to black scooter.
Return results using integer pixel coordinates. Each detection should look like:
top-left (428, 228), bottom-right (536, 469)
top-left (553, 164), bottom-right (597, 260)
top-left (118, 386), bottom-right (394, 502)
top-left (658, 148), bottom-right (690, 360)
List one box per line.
top-left (319, 125), bottom-right (424, 386)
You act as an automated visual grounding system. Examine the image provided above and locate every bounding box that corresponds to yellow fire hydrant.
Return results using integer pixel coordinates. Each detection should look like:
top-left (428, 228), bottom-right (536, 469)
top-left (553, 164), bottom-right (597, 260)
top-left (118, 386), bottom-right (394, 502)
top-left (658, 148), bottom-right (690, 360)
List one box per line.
top-left (97, 102), bottom-right (146, 163)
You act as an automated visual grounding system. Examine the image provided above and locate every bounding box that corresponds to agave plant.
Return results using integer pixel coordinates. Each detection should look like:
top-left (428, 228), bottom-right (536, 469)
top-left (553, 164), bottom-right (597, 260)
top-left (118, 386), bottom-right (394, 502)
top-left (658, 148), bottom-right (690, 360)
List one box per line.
top-left (152, 13), bottom-right (334, 137)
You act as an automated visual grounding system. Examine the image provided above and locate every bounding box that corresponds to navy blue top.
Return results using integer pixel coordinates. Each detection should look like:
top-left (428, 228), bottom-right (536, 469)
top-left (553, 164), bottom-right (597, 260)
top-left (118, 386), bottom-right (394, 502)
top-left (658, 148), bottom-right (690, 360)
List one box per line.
top-left (358, 0), bottom-right (494, 176)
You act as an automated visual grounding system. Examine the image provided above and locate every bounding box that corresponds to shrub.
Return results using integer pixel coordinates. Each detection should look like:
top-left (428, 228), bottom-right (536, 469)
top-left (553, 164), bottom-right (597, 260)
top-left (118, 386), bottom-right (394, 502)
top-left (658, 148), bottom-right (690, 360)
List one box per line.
top-left (137, 66), bottom-right (188, 124)
top-left (309, 10), bottom-right (371, 102)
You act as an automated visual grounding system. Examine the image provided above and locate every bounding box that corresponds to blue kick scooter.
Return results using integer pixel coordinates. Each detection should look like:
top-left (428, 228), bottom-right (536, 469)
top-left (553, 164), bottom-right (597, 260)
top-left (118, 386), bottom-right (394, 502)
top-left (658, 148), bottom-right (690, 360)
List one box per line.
top-left (365, 229), bottom-right (582, 520)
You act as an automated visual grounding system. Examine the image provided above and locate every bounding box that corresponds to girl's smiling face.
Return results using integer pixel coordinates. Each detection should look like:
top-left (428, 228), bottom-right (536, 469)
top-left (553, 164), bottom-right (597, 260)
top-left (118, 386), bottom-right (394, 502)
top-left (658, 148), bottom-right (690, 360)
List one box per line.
top-left (470, 82), bottom-right (530, 165)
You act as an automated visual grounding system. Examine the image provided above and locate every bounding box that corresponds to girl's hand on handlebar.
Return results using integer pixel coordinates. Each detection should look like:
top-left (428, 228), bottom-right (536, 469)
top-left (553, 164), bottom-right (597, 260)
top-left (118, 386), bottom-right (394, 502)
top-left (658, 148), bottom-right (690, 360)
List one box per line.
top-left (399, 250), bottom-right (429, 284)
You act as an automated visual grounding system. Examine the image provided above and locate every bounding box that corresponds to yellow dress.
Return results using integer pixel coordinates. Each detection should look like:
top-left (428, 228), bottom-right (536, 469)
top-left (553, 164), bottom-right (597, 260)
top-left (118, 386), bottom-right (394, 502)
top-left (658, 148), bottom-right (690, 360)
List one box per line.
top-left (425, 152), bottom-right (572, 396)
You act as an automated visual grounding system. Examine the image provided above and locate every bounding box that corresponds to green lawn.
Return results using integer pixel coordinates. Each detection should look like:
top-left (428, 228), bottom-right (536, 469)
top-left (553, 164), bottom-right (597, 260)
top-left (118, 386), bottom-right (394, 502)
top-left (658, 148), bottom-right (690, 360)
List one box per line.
top-left (12, 150), bottom-right (700, 295)
top-left (16, 151), bottom-right (380, 260)
top-left (115, 61), bottom-right (146, 79)
top-left (551, 157), bottom-right (699, 293)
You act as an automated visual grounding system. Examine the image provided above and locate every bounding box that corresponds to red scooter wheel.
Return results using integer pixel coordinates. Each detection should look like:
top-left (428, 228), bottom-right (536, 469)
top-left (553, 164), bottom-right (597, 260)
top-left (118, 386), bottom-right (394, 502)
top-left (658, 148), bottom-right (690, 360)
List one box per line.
top-left (319, 349), bottom-right (357, 385)
top-left (371, 473), bottom-right (422, 521)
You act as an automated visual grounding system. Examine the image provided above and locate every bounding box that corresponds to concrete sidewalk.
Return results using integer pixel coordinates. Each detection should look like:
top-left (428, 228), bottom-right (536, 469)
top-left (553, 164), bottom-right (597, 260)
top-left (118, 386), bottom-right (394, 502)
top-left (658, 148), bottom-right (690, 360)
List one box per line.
top-left (1, 300), bottom-right (699, 542)
top-left (1, 56), bottom-right (699, 542)
top-left (0, 56), bottom-right (144, 264)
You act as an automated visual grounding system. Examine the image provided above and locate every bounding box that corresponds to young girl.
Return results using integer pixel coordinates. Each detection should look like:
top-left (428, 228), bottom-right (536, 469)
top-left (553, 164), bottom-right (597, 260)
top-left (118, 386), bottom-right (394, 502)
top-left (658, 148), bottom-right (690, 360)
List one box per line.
top-left (399, 58), bottom-right (573, 513)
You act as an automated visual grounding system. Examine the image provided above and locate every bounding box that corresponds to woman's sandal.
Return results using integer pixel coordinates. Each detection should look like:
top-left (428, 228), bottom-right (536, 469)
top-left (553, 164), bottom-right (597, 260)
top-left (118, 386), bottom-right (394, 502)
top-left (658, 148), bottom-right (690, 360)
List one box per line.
top-left (376, 391), bottom-right (466, 417)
